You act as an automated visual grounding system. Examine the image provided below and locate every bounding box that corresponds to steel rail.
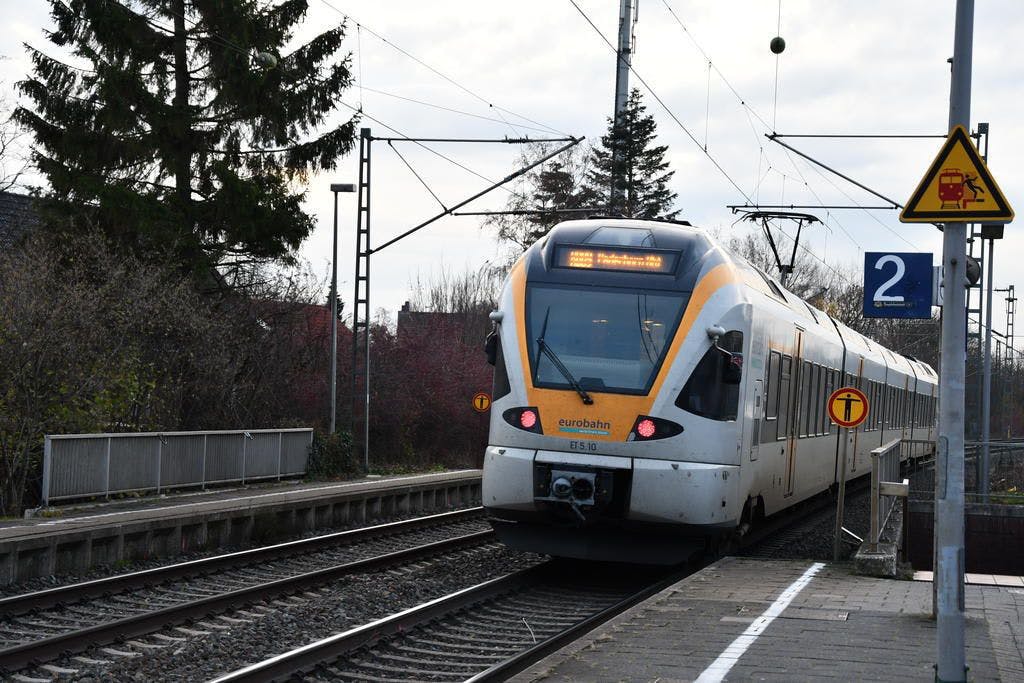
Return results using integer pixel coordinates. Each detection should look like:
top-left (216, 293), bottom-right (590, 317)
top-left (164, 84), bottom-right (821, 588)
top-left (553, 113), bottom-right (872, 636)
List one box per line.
top-left (465, 566), bottom-right (692, 682)
top-left (0, 507), bottom-right (484, 617)
top-left (208, 564), bottom-right (551, 683)
top-left (0, 526), bottom-right (492, 673)
top-left (210, 562), bottom-right (694, 683)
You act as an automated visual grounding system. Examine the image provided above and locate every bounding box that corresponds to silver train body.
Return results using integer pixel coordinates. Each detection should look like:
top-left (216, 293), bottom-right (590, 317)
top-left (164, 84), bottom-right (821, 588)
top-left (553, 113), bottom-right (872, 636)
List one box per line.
top-left (482, 218), bottom-right (937, 563)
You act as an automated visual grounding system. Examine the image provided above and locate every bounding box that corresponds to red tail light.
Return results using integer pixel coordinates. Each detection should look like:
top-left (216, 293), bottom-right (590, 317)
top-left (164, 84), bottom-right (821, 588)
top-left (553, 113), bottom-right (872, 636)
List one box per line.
top-left (630, 415), bottom-right (684, 441)
top-left (502, 407), bottom-right (543, 434)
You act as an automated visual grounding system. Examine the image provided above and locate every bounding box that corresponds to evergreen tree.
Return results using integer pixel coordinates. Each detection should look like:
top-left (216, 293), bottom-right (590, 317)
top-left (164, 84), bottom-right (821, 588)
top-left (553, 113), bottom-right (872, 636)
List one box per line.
top-left (486, 143), bottom-right (592, 254)
top-left (585, 88), bottom-right (678, 220)
top-left (17, 0), bottom-right (357, 275)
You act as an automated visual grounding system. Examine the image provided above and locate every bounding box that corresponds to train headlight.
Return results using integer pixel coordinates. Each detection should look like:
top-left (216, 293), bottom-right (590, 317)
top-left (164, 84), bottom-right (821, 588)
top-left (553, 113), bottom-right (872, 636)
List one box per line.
top-left (502, 407), bottom-right (544, 434)
top-left (629, 415), bottom-right (684, 441)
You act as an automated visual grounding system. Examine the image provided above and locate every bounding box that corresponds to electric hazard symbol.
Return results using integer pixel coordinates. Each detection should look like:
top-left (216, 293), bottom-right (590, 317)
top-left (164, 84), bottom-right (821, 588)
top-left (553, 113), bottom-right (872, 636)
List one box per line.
top-left (900, 125), bottom-right (1013, 224)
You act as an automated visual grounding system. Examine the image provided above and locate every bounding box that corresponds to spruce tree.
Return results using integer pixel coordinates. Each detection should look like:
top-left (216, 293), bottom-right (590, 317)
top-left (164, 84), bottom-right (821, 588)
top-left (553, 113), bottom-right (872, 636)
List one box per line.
top-left (585, 88), bottom-right (678, 220)
top-left (486, 143), bottom-right (591, 253)
top-left (17, 0), bottom-right (357, 275)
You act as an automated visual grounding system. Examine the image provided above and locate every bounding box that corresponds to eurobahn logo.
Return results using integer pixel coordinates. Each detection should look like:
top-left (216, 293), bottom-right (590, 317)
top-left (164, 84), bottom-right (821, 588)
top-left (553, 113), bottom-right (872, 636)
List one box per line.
top-left (558, 417), bottom-right (611, 436)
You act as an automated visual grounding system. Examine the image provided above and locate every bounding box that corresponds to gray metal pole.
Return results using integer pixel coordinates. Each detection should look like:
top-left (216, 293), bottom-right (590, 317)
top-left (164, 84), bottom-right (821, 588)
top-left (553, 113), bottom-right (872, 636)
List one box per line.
top-left (981, 237), bottom-right (994, 500)
top-left (935, 2), bottom-right (972, 680)
top-left (832, 428), bottom-right (850, 562)
top-left (613, 0), bottom-right (633, 121)
top-left (329, 189), bottom-right (339, 434)
top-left (610, 0), bottom-right (634, 210)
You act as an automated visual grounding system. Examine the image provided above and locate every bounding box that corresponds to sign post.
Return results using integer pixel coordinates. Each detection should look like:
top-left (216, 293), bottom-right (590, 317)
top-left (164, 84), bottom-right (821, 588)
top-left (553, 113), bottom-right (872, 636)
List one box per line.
top-left (828, 386), bottom-right (869, 562)
top-left (900, 2), bottom-right (1007, 678)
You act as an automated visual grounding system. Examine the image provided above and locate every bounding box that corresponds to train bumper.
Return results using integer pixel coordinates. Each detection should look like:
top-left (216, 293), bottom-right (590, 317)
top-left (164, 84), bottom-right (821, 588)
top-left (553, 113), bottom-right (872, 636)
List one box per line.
top-left (629, 458), bottom-right (741, 526)
top-left (483, 445), bottom-right (742, 531)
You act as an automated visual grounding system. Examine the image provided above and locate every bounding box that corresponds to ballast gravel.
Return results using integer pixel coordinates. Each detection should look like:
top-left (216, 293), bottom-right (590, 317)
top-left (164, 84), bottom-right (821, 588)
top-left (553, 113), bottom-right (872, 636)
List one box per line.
top-left (745, 463), bottom-right (935, 562)
top-left (60, 544), bottom-right (544, 682)
top-left (0, 505), bottom-right (479, 598)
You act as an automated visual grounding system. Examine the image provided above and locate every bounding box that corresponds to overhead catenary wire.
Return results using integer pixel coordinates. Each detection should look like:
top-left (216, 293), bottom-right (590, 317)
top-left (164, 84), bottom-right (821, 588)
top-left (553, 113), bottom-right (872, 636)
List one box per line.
top-left (358, 86), bottom-right (558, 135)
top-left (657, 0), bottom-right (922, 261)
top-left (568, 0), bottom-right (860, 290)
top-left (315, 0), bottom-right (568, 137)
top-left (103, 0), bottom-right (564, 208)
top-left (772, 0), bottom-right (783, 130)
top-left (567, 0), bottom-right (750, 202)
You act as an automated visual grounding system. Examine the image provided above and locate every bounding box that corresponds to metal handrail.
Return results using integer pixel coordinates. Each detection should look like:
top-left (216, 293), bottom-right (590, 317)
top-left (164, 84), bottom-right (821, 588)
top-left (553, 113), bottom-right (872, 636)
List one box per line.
top-left (868, 438), bottom-right (910, 552)
top-left (41, 428), bottom-right (313, 506)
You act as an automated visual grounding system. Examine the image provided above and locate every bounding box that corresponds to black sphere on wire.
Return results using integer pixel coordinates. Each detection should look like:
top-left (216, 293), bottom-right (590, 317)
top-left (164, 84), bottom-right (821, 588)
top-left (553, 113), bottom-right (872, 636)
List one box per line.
top-left (770, 36), bottom-right (786, 54)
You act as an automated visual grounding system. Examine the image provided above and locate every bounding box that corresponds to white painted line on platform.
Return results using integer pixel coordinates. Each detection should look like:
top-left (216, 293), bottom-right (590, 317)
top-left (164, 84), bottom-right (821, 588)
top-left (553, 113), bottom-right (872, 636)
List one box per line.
top-left (694, 562), bottom-right (825, 683)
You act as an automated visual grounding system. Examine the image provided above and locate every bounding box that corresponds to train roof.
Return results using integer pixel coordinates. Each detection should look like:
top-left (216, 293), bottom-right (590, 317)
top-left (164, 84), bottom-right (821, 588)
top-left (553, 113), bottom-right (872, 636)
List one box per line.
top-left (527, 218), bottom-right (937, 381)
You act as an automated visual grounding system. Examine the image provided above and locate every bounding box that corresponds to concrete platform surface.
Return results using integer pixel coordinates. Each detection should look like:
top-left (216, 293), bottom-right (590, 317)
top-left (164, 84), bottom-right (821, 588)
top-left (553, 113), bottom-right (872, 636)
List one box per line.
top-left (0, 470), bottom-right (481, 542)
top-left (512, 557), bottom-right (1024, 682)
top-left (0, 470), bottom-right (481, 585)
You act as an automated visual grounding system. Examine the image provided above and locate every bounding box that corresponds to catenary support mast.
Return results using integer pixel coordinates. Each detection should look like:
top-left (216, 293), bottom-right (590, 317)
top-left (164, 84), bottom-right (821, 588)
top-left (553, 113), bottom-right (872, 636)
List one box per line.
top-left (610, 0), bottom-right (636, 208)
top-left (935, 1), bottom-right (972, 680)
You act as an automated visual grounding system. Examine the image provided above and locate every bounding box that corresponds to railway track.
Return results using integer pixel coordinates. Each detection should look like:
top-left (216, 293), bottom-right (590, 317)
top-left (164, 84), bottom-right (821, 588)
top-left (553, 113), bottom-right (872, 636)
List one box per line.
top-left (205, 486), bottom-right (877, 683)
top-left (0, 508), bottom-right (493, 676)
top-left (210, 560), bottom-right (687, 683)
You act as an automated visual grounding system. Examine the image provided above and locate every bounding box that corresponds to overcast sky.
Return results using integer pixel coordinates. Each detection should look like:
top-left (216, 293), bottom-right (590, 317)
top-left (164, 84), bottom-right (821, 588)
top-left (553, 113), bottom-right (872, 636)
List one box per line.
top-left (3, 1), bottom-right (1023, 337)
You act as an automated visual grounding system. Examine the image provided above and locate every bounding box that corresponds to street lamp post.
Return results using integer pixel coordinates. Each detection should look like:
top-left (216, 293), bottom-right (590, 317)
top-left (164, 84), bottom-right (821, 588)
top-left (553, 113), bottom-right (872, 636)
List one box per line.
top-left (329, 183), bottom-right (356, 434)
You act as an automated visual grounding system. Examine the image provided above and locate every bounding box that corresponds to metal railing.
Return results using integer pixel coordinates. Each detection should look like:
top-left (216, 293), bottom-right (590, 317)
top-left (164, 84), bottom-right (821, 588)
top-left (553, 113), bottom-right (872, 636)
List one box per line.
top-left (868, 437), bottom-right (910, 552)
top-left (41, 429), bottom-right (314, 506)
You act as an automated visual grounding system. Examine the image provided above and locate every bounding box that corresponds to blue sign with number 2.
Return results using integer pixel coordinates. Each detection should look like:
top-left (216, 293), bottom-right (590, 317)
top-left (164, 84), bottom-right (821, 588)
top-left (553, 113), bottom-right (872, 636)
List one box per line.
top-left (863, 252), bottom-right (933, 319)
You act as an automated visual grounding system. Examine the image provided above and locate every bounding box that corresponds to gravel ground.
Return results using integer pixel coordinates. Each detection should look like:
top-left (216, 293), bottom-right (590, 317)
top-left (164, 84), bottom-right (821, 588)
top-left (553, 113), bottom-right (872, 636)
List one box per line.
top-left (0, 504), bottom-right (480, 598)
top-left (62, 544), bottom-right (544, 682)
top-left (743, 461), bottom-right (935, 563)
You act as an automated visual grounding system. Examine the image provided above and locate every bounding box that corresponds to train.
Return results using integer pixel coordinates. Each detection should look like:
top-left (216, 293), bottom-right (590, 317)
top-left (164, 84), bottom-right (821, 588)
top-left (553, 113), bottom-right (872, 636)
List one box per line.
top-left (481, 218), bottom-right (937, 563)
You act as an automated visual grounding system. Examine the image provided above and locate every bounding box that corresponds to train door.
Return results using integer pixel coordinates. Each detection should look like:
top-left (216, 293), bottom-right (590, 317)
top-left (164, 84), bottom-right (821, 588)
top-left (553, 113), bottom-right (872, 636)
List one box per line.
top-left (750, 379), bottom-right (763, 461)
top-left (783, 328), bottom-right (804, 497)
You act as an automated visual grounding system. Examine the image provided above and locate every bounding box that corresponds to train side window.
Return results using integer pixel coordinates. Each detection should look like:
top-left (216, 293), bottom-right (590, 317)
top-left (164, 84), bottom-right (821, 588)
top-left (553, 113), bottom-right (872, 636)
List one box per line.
top-left (777, 354), bottom-right (793, 440)
top-left (798, 360), bottom-right (812, 437)
top-left (823, 368), bottom-right (831, 432)
top-left (762, 351), bottom-right (781, 442)
top-left (871, 381), bottom-right (880, 431)
top-left (490, 332), bottom-right (511, 401)
top-left (875, 382), bottom-right (883, 430)
top-left (675, 331), bottom-right (743, 421)
top-left (813, 364), bottom-right (823, 435)
top-left (888, 386), bottom-right (895, 427)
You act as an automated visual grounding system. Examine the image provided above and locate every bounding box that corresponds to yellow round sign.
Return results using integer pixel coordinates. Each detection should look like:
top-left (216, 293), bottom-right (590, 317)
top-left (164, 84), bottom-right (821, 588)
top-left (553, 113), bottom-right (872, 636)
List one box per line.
top-left (472, 392), bottom-right (491, 413)
top-left (827, 387), bottom-right (869, 428)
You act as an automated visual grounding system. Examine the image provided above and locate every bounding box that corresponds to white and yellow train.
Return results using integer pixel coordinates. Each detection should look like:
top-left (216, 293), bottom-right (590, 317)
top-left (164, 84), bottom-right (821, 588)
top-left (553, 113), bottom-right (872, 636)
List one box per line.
top-left (482, 218), bottom-right (937, 563)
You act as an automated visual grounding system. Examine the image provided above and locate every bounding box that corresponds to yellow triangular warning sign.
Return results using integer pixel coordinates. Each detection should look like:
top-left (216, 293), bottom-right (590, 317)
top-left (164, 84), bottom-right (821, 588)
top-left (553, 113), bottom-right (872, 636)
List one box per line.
top-left (900, 125), bottom-right (1014, 224)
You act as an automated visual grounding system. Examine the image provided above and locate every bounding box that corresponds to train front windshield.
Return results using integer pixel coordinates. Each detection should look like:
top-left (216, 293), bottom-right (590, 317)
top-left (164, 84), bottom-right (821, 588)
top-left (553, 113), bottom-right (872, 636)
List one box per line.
top-left (527, 286), bottom-right (688, 395)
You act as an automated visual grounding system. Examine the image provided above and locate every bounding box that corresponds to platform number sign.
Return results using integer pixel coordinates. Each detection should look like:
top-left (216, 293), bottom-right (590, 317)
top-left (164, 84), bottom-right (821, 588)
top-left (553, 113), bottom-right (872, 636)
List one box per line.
top-left (863, 252), bottom-right (933, 319)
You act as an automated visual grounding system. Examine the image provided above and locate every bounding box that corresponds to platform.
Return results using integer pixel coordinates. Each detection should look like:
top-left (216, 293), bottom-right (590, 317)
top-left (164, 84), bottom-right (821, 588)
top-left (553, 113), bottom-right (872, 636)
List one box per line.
top-left (0, 470), bottom-right (481, 585)
top-left (512, 557), bottom-right (1023, 682)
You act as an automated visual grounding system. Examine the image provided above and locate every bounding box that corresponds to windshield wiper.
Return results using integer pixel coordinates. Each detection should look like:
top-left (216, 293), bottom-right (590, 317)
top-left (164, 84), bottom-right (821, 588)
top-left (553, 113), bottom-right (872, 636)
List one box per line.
top-left (536, 308), bottom-right (594, 405)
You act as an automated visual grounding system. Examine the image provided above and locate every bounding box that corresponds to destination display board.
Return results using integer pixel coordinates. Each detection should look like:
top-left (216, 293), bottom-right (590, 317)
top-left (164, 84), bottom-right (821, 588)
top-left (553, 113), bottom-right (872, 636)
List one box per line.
top-left (554, 245), bottom-right (678, 274)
